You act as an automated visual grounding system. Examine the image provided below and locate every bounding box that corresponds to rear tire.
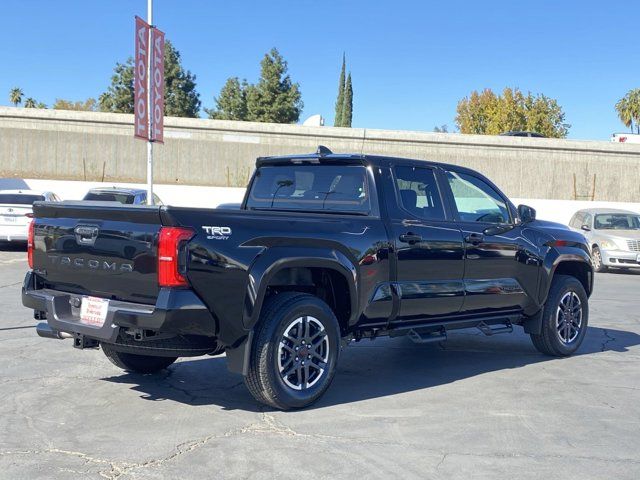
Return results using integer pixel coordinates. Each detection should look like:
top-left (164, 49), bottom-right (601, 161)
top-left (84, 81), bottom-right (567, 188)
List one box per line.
top-left (101, 343), bottom-right (177, 373)
top-left (244, 292), bottom-right (341, 410)
top-left (592, 246), bottom-right (608, 273)
top-left (530, 275), bottom-right (588, 356)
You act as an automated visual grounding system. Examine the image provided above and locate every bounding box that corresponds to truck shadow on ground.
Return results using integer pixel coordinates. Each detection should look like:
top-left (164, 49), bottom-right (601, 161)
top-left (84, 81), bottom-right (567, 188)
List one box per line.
top-left (102, 326), bottom-right (640, 411)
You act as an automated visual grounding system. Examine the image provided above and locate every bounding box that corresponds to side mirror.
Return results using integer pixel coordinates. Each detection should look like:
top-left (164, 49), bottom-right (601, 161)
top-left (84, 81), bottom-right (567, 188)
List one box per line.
top-left (581, 224), bottom-right (591, 232)
top-left (518, 204), bottom-right (536, 224)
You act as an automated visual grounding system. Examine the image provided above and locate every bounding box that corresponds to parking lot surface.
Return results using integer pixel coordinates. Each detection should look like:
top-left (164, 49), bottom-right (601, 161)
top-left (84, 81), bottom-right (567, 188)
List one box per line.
top-left (0, 246), bottom-right (639, 479)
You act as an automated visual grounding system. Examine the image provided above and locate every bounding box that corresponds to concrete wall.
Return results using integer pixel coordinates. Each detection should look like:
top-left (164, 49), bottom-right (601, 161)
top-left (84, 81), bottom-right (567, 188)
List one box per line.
top-left (1, 106), bottom-right (639, 201)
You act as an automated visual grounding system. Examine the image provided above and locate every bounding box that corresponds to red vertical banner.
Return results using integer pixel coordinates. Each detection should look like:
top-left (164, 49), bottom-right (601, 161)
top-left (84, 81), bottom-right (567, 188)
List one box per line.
top-left (150, 28), bottom-right (165, 143)
top-left (134, 16), bottom-right (150, 140)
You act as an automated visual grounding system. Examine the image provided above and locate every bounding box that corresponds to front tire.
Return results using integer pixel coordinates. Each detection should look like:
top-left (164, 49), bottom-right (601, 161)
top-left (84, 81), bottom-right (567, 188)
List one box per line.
top-left (530, 275), bottom-right (589, 356)
top-left (244, 292), bottom-right (341, 410)
top-left (101, 343), bottom-right (178, 373)
top-left (592, 246), bottom-right (608, 273)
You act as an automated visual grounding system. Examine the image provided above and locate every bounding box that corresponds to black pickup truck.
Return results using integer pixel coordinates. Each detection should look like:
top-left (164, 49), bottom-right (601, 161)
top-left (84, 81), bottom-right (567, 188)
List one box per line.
top-left (23, 149), bottom-right (593, 409)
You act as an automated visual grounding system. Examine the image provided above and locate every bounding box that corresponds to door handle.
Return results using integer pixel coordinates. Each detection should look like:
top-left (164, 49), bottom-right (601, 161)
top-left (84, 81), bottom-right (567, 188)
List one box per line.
top-left (464, 232), bottom-right (484, 244)
top-left (399, 233), bottom-right (422, 244)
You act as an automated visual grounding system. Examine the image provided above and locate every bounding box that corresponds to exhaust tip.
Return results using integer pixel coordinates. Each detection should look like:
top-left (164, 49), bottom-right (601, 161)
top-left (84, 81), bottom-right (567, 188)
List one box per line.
top-left (36, 322), bottom-right (72, 340)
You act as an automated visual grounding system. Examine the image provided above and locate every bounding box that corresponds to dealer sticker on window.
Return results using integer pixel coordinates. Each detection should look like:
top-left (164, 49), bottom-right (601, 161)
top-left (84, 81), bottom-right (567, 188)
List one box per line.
top-left (80, 296), bottom-right (109, 327)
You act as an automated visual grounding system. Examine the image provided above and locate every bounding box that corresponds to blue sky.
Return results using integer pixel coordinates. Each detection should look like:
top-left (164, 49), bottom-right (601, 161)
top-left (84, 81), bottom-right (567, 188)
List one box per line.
top-left (1, 0), bottom-right (638, 140)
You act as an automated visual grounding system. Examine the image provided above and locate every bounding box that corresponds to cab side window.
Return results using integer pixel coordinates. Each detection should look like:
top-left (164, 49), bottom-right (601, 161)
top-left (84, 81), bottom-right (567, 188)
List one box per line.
top-left (394, 166), bottom-right (446, 221)
top-left (446, 171), bottom-right (510, 224)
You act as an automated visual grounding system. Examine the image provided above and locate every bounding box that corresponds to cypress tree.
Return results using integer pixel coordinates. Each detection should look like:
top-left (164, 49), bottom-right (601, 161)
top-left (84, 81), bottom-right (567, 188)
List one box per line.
top-left (334, 54), bottom-right (346, 127)
top-left (343, 73), bottom-right (353, 127)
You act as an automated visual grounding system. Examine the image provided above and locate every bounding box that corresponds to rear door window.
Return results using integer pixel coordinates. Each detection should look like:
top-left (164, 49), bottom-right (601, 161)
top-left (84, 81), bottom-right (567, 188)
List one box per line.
top-left (393, 166), bottom-right (446, 221)
top-left (247, 165), bottom-right (371, 214)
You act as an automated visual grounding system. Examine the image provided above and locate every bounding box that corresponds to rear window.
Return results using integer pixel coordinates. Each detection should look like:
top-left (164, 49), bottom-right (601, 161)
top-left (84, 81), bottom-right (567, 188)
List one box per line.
top-left (246, 165), bottom-right (371, 214)
top-left (0, 194), bottom-right (45, 204)
top-left (83, 192), bottom-right (135, 204)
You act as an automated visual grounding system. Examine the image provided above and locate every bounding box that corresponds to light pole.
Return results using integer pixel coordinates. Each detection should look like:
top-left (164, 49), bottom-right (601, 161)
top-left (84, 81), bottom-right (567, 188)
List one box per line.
top-left (146, 0), bottom-right (154, 205)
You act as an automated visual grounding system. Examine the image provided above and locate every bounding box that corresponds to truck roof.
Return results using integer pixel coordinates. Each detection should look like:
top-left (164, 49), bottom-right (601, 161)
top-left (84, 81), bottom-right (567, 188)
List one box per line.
top-left (256, 147), bottom-right (466, 173)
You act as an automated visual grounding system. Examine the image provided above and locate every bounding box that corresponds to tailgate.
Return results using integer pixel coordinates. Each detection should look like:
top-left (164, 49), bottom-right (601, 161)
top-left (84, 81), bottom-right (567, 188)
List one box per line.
top-left (32, 201), bottom-right (163, 304)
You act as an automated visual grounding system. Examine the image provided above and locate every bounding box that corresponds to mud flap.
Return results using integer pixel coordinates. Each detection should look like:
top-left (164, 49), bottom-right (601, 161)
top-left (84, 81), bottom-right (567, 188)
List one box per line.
top-left (226, 331), bottom-right (253, 375)
top-left (522, 310), bottom-right (543, 335)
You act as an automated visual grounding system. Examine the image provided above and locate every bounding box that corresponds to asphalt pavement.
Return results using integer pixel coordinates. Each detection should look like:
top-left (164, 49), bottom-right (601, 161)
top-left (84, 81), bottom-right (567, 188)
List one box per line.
top-left (0, 245), bottom-right (639, 479)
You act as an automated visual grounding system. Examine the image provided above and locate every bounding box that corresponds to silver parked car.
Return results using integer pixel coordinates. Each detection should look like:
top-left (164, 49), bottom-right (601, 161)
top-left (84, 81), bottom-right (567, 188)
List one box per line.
top-left (569, 208), bottom-right (640, 272)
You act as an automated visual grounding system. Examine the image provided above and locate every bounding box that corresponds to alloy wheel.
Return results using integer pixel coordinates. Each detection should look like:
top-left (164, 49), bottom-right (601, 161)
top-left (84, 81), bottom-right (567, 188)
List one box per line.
top-left (278, 316), bottom-right (329, 390)
top-left (556, 291), bottom-right (583, 344)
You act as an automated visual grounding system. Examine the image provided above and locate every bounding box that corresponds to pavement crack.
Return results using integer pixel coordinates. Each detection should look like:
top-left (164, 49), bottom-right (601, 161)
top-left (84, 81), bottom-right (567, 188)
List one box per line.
top-left (601, 329), bottom-right (616, 352)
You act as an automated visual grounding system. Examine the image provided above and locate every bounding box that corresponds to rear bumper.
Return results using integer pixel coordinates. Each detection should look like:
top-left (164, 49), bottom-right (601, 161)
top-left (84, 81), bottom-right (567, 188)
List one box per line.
top-left (22, 271), bottom-right (217, 342)
top-left (0, 224), bottom-right (28, 242)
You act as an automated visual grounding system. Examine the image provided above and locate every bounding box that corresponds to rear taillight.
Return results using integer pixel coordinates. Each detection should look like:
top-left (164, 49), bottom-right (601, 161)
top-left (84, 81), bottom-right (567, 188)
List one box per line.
top-left (27, 220), bottom-right (35, 269)
top-left (158, 226), bottom-right (194, 287)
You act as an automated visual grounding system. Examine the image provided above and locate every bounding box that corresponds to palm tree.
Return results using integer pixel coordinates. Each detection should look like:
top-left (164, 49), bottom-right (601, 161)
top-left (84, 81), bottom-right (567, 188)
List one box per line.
top-left (9, 87), bottom-right (23, 107)
top-left (615, 89), bottom-right (640, 134)
top-left (24, 97), bottom-right (37, 108)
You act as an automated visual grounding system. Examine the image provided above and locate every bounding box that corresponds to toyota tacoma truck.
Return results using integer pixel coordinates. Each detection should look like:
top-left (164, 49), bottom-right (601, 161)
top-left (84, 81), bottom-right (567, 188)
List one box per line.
top-left (23, 148), bottom-right (594, 409)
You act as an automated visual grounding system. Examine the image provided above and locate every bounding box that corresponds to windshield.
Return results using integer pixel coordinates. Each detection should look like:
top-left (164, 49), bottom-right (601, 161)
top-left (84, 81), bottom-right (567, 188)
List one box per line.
top-left (246, 165), bottom-right (371, 214)
top-left (594, 213), bottom-right (640, 230)
top-left (83, 192), bottom-right (135, 204)
top-left (0, 194), bottom-right (45, 205)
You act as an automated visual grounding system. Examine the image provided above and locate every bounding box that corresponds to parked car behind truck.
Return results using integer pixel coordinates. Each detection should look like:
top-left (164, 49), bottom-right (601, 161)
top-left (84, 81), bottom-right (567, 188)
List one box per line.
top-left (569, 208), bottom-right (640, 272)
top-left (23, 149), bottom-right (594, 409)
top-left (0, 190), bottom-right (60, 243)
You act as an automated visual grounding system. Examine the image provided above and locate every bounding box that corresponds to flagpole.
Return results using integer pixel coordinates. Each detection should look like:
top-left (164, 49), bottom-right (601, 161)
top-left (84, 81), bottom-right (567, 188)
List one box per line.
top-left (146, 0), bottom-right (154, 205)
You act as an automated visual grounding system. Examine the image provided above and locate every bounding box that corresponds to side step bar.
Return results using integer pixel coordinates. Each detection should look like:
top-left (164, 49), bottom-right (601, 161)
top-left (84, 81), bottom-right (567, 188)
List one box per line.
top-left (392, 316), bottom-right (516, 345)
top-left (408, 328), bottom-right (447, 344)
top-left (477, 321), bottom-right (513, 336)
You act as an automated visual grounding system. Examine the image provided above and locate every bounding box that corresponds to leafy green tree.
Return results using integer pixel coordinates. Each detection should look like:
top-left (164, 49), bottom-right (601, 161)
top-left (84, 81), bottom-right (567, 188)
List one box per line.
top-left (205, 77), bottom-right (248, 120)
top-left (99, 59), bottom-right (134, 113)
top-left (99, 41), bottom-right (200, 117)
top-left (455, 87), bottom-right (569, 138)
top-left (9, 87), bottom-right (23, 107)
top-left (163, 41), bottom-right (200, 117)
top-left (245, 48), bottom-right (303, 123)
top-left (24, 97), bottom-right (37, 108)
top-left (433, 124), bottom-right (449, 133)
top-left (334, 54), bottom-right (346, 127)
top-left (615, 89), bottom-right (640, 134)
top-left (343, 72), bottom-right (353, 127)
top-left (53, 98), bottom-right (97, 111)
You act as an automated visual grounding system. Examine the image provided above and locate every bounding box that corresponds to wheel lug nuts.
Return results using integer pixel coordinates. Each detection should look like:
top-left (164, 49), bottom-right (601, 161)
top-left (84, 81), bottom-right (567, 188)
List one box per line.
top-left (302, 362), bottom-right (305, 366)
top-left (302, 340), bottom-right (305, 344)
top-left (295, 357), bottom-right (299, 361)
top-left (307, 355), bottom-right (311, 359)
top-left (295, 347), bottom-right (299, 351)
